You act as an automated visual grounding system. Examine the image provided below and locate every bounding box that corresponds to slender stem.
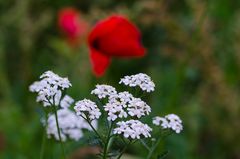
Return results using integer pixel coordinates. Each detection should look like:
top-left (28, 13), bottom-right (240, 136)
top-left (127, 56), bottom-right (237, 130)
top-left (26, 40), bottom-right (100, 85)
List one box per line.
top-left (81, 115), bottom-right (104, 143)
top-left (103, 122), bottom-right (114, 159)
top-left (140, 139), bottom-right (151, 151)
top-left (106, 136), bottom-right (114, 153)
top-left (116, 140), bottom-right (133, 159)
top-left (146, 137), bottom-right (162, 159)
top-left (120, 137), bottom-right (127, 144)
top-left (53, 106), bottom-right (66, 159)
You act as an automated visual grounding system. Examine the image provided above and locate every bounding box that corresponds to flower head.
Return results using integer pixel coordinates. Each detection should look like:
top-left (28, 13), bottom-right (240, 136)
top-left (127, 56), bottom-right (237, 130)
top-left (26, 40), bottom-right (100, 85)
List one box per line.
top-left (127, 97), bottom-right (151, 118)
top-left (74, 99), bottom-right (101, 120)
top-left (104, 96), bottom-right (128, 121)
top-left (104, 91), bottom-right (133, 121)
top-left (153, 114), bottom-right (183, 133)
top-left (29, 71), bottom-right (71, 106)
top-left (91, 84), bottom-right (117, 99)
top-left (119, 73), bottom-right (155, 92)
top-left (103, 91), bottom-right (150, 121)
top-left (88, 15), bottom-right (146, 76)
top-left (165, 114), bottom-right (183, 133)
top-left (152, 117), bottom-right (168, 129)
top-left (113, 120), bottom-right (152, 139)
top-left (46, 108), bottom-right (97, 141)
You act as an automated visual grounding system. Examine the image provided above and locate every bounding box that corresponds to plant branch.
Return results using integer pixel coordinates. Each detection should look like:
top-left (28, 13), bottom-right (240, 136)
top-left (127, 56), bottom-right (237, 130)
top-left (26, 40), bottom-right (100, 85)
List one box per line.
top-left (102, 122), bottom-right (114, 159)
top-left (146, 137), bottom-right (162, 159)
top-left (53, 105), bottom-right (66, 159)
top-left (140, 139), bottom-right (151, 151)
top-left (80, 115), bottom-right (104, 143)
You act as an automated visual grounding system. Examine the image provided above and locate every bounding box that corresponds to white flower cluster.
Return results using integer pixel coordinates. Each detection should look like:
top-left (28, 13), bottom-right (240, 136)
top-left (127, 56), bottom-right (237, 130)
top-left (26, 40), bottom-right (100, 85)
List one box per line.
top-left (74, 99), bottom-right (101, 120)
top-left (113, 120), bottom-right (152, 139)
top-left (127, 98), bottom-right (151, 118)
top-left (88, 75), bottom-right (153, 139)
top-left (153, 114), bottom-right (183, 133)
top-left (152, 117), bottom-right (168, 128)
top-left (30, 71), bottom-right (103, 142)
top-left (104, 91), bottom-right (133, 121)
top-left (91, 84), bottom-right (117, 99)
top-left (46, 108), bottom-right (97, 141)
top-left (29, 71), bottom-right (71, 106)
top-left (30, 71), bottom-right (184, 143)
top-left (119, 73), bottom-right (155, 92)
top-left (104, 92), bottom-right (151, 121)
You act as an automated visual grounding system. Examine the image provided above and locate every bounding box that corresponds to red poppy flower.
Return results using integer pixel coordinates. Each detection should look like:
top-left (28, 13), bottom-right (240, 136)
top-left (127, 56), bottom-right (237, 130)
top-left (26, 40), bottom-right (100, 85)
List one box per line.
top-left (88, 15), bottom-right (146, 77)
top-left (58, 7), bottom-right (88, 45)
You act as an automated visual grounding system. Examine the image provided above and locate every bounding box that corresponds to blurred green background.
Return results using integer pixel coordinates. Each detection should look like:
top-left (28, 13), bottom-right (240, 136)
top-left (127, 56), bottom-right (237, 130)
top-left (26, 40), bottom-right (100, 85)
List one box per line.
top-left (0, 0), bottom-right (240, 158)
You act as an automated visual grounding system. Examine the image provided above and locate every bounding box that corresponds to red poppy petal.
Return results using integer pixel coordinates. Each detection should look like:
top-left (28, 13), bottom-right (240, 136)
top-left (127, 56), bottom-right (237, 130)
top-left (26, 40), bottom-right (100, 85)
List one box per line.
top-left (90, 49), bottom-right (111, 77)
top-left (89, 16), bottom-right (119, 44)
top-left (89, 15), bottom-right (145, 57)
top-left (98, 32), bottom-right (146, 57)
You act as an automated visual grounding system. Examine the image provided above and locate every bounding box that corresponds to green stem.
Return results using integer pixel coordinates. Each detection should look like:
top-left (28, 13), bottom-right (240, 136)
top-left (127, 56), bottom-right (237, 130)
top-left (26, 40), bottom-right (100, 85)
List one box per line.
top-left (140, 139), bottom-right (151, 151)
top-left (120, 137), bottom-right (127, 144)
top-left (106, 136), bottom-right (114, 153)
top-left (81, 115), bottom-right (104, 143)
top-left (53, 106), bottom-right (66, 159)
top-left (103, 122), bottom-right (114, 159)
top-left (146, 137), bottom-right (162, 159)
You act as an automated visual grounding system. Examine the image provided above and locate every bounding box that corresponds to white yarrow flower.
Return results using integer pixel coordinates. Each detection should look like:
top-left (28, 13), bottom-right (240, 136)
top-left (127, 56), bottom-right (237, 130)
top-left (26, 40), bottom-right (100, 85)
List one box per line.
top-left (104, 91), bottom-right (151, 121)
top-left (91, 84), bottom-right (117, 99)
top-left (39, 71), bottom-right (71, 89)
top-left (113, 120), bottom-right (152, 139)
top-left (127, 98), bottom-right (151, 118)
top-left (165, 114), bottom-right (183, 133)
top-left (153, 114), bottom-right (183, 133)
top-left (29, 71), bottom-right (71, 106)
top-left (119, 73), bottom-right (155, 92)
top-left (104, 100), bottom-right (127, 121)
top-left (152, 117), bottom-right (168, 128)
top-left (117, 91), bottom-right (134, 106)
top-left (104, 91), bottom-right (133, 121)
top-left (74, 99), bottom-right (101, 120)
